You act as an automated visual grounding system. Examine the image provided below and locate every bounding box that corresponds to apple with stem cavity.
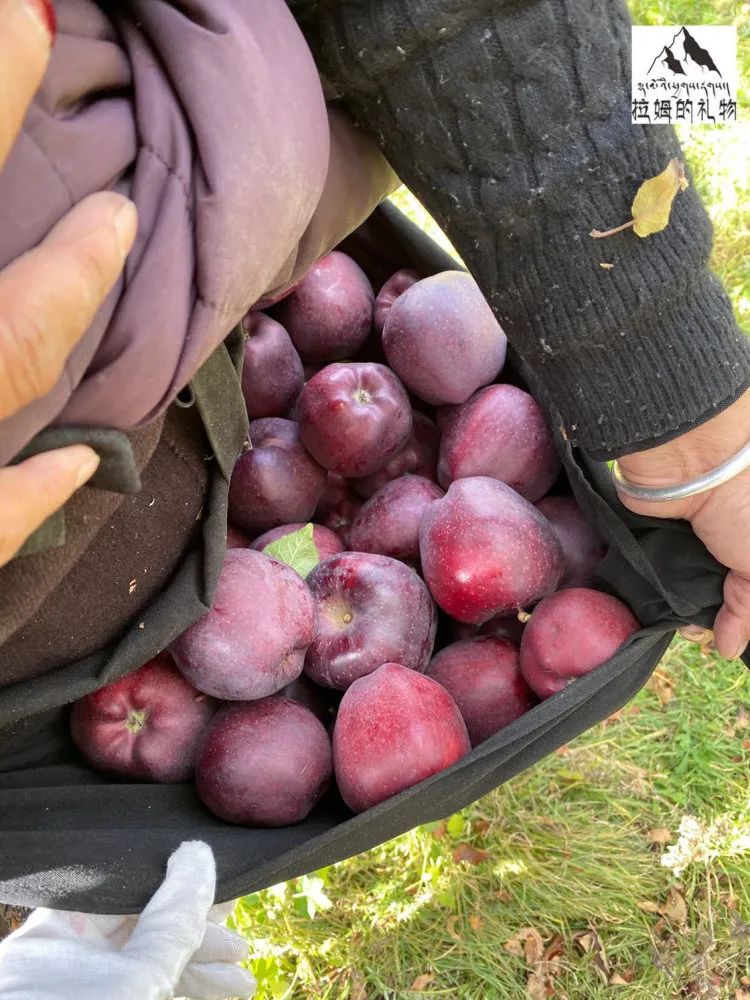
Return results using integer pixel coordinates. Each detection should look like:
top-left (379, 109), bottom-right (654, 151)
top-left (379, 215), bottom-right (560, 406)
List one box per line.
top-left (70, 655), bottom-right (216, 783)
top-left (298, 363), bottom-right (412, 477)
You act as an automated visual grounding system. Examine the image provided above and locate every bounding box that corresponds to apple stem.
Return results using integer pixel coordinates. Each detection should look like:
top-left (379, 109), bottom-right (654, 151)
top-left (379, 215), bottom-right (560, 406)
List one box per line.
top-left (589, 219), bottom-right (636, 239)
top-left (125, 709), bottom-right (148, 734)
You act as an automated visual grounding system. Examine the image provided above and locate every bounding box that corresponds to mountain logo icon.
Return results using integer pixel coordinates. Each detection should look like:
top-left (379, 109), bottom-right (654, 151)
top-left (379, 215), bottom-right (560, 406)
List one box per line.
top-left (647, 26), bottom-right (722, 77)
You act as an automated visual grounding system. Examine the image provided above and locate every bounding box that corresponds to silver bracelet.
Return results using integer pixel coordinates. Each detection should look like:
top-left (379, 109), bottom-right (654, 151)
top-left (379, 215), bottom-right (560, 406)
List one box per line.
top-left (612, 439), bottom-right (750, 503)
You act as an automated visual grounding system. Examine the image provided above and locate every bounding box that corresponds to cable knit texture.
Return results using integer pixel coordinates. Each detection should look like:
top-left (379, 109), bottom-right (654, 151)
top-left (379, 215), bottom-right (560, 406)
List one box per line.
top-left (290, 0), bottom-right (750, 458)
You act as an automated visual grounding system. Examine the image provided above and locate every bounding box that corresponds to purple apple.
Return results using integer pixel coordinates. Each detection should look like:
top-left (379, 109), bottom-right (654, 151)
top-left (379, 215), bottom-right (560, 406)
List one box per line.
top-left (305, 552), bottom-right (437, 689)
top-left (426, 638), bottom-right (537, 746)
top-left (171, 549), bottom-right (317, 700)
top-left (70, 655), bottom-right (216, 783)
top-left (228, 418), bottom-right (325, 534)
top-left (536, 496), bottom-right (607, 589)
top-left (250, 522), bottom-right (344, 562)
top-left (373, 268), bottom-right (420, 334)
top-left (349, 475), bottom-right (444, 562)
top-left (352, 412), bottom-right (440, 500)
top-left (419, 477), bottom-right (564, 624)
top-left (273, 251), bottom-right (374, 364)
top-left (297, 363), bottom-right (412, 477)
top-left (438, 384), bottom-right (560, 502)
top-left (520, 588), bottom-right (640, 698)
top-left (196, 698), bottom-right (332, 826)
top-left (333, 662), bottom-right (470, 812)
top-left (382, 271), bottom-right (507, 405)
top-left (241, 312), bottom-right (304, 420)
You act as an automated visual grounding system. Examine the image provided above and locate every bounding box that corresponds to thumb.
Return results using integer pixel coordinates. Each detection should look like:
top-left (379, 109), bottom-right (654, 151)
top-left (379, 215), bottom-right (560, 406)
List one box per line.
top-left (122, 841), bottom-right (216, 988)
top-left (713, 570), bottom-right (750, 660)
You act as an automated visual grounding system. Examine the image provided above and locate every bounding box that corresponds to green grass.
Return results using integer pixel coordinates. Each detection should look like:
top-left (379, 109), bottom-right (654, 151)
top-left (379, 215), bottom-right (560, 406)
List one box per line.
top-left (232, 3), bottom-right (749, 995)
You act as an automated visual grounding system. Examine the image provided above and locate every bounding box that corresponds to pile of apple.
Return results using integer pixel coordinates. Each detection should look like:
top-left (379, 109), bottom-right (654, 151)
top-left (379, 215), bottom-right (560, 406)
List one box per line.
top-left (70, 251), bottom-right (640, 827)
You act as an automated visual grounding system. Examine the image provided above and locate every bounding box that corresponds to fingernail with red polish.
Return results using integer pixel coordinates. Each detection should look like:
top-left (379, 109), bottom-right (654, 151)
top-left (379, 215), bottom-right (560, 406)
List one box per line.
top-left (25, 0), bottom-right (57, 43)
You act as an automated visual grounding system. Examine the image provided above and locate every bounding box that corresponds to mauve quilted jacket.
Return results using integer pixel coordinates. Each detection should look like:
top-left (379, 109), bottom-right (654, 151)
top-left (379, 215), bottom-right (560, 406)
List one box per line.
top-left (0, 0), bottom-right (396, 466)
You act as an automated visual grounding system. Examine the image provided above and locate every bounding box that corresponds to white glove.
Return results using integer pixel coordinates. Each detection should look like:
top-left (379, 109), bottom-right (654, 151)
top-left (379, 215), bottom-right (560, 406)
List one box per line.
top-left (0, 841), bottom-right (256, 1000)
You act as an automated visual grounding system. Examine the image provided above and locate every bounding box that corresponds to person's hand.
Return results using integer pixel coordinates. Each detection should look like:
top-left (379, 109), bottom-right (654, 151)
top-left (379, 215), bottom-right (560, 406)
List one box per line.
top-left (0, 841), bottom-right (257, 1000)
top-left (0, 0), bottom-right (137, 568)
top-left (617, 389), bottom-right (750, 660)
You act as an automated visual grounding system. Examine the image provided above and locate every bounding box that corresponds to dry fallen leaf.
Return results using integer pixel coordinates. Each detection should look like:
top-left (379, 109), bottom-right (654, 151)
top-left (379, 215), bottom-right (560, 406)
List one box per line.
top-left (430, 820), bottom-right (447, 840)
top-left (736, 706), bottom-right (750, 730)
top-left (647, 827), bottom-right (672, 845)
top-left (609, 973), bottom-right (630, 986)
top-left (662, 887), bottom-right (688, 927)
top-left (473, 819), bottom-right (491, 835)
top-left (452, 844), bottom-right (491, 865)
top-left (573, 925), bottom-right (610, 984)
top-left (637, 900), bottom-right (661, 914)
top-left (468, 914), bottom-right (483, 931)
top-left (446, 915), bottom-right (462, 942)
top-left (631, 159), bottom-right (689, 236)
top-left (526, 969), bottom-right (554, 1000)
top-left (497, 889), bottom-right (513, 903)
top-left (504, 927), bottom-right (545, 963)
top-left (647, 669), bottom-right (676, 705)
top-left (590, 158), bottom-right (688, 239)
top-left (410, 973), bottom-right (436, 991)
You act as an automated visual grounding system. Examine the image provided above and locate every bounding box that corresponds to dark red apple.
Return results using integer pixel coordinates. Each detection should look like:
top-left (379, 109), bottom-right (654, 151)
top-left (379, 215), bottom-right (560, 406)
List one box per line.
top-left (352, 412), bottom-right (440, 500)
top-left (70, 655), bottom-right (215, 783)
top-left (419, 477), bottom-right (564, 624)
top-left (171, 549), bottom-right (317, 700)
top-left (305, 552), bottom-right (437, 689)
top-left (273, 251), bottom-right (374, 364)
top-left (520, 588), bottom-right (640, 699)
top-left (250, 522), bottom-right (344, 562)
top-left (228, 418), bottom-right (325, 534)
top-left (196, 698), bottom-right (332, 826)
top-left (297, 363), bottom-right (412, 477)
top-left (382, 271), bottom-right (507, 405)
top-left (373, 268), bottom-right (419, 334)
top-left (349, 475), bottom-right (444, 562)
top-left (536, 496), bottom-right (607, 589)
top-left (226, 524), bottom-right (250, 549)
top-left (438, 384), bottom-right (560, 502)
top-left (241, 312), bottom-right (304, 420)
top-left (333, 662), bottom-right (470, 812)
top-left (426, 638), bottom-right (537, 746)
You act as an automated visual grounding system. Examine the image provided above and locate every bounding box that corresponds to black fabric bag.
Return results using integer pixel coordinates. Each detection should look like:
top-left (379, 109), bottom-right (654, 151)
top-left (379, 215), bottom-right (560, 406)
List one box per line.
top-left (0, 203), bottom-right (746, 914)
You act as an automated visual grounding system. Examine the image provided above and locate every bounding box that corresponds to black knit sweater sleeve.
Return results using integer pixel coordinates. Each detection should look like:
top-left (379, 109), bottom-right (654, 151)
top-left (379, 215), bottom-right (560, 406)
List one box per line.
top-left (288, 0), bottom-right (750, 459)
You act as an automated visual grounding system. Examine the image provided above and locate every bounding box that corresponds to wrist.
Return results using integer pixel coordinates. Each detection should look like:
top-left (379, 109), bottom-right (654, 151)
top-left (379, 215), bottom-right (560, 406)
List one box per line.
top-left (616, 389), bottom-right (750, 517)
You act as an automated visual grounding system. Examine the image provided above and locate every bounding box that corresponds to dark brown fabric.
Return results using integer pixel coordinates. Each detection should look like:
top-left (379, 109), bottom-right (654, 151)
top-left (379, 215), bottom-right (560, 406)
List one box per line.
top-left (0, 418), bottom-right (164, 652)
top-left (0, 407), bottom-right (208, 686)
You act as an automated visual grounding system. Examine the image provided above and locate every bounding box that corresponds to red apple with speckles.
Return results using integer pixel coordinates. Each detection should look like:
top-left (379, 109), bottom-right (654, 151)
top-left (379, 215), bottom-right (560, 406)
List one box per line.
top-left (273, 251), bottom-right (374, 364)
top-left (297, 363), bottom-right (412, 477)
top-left (333, 662), bottom-right (470, 812)
top-left (70, 656), bottom-right (216, 783)
top-left (536, 496), bottom-right (607, 589)
top-left (250, 522), bottom-right (344, 562)
top-left (419, 477), bottom-right (564, 624)
top-left (349, 475), bottom-right (443, 562)
top-left (352, 412), bottom-right (440, 500)
top-left (228, 418), bottom-right (325, 535)
top-left (520, 588), bottom-right (640, 699)
top-left (373, 268), bottom-right (419, 334)
top-left (171, 549), bottom-right (317, 701)
top-left (241, 313), bottom-right (304, 419)
top-left (425, 638), bottom-right (537, 746)
top-left (196, 698), bottom-right (332, 826)
top-left (382, 271), bottom-right (507, 405)
top-left (438, 384), bottom-right (560, 502)
top-left (305, 552), bottom-right (437, 689)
